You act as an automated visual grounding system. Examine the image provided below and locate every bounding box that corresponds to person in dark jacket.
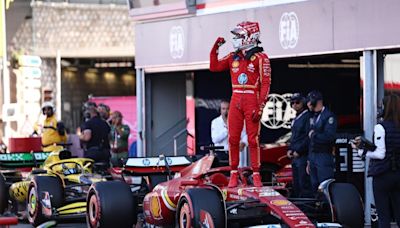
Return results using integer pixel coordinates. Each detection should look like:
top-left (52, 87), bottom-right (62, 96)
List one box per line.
top-left (352, 94), bottom-right (400, 228)
top-left (287, 93), bottom-right (312, 197)
top-left (79, 104), bottom-right (111, 164)
top-left (306, 91), bottom-right (337, 194)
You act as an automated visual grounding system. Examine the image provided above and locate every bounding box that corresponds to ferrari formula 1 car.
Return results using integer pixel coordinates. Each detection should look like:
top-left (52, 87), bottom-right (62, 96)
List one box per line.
top-left (85, 150), bottom-right (364, 228)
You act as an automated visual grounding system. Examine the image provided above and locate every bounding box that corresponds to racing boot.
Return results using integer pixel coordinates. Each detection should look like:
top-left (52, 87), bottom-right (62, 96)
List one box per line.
top-left (252, 172), bottom-right (263, 187)
top-left (228, 170), bottom-right (239, 187)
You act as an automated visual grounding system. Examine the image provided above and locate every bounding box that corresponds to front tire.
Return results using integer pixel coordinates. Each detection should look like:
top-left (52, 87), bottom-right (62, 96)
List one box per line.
top-left (27, 176), bottom-right (64, 227)
top-left (176, 188), bottom-right (226, 228)
top-left (329, 183), bottom-right (364, 228)
top-left (86, 181), bottom-right (137, 228)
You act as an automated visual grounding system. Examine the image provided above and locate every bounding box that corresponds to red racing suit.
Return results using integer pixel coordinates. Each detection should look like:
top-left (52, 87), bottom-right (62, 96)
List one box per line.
top-left (210, 44), bottom-right (271, 172)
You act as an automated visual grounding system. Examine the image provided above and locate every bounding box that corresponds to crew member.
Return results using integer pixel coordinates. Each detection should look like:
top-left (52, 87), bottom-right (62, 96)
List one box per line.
top-left (306, 91), bottom-right (337, 194)
top-left (79, 104), bottom-right (111, 163)
top-left (210, 21), bottom-right (271, 187)
top-left (287, 93), bottom-right (312, 197)
top-left (33, 102), bottom-right (67, 152)
top-left (353, 94), bottom-right (400, 228)
top-left (211, 100), bottom-right (247, 166)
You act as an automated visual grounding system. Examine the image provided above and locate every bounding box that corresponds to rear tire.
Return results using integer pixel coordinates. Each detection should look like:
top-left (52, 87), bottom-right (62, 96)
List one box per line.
top-left (0, 174), bottom-right (8, 214)
top-left (177, 188), bottom-right (225, 228)
top-left (329, 183), bottom-right (364, 228)
top-left (86, 181), bottom-right (137, 228)
top-left (27, 176), bottom-right (64, 227)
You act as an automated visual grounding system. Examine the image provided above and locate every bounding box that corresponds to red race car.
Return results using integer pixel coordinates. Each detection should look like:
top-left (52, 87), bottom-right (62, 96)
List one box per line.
top-left (260, 132), bottom-right (292, 183)
top-left (85, 150), bottom-right (364, 228)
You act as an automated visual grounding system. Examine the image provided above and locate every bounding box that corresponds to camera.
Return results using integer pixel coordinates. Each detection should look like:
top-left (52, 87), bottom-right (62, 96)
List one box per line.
top-left (350, 136), bottom-right (377, 151)
top-left (350, 136), bottom-right (377, 159)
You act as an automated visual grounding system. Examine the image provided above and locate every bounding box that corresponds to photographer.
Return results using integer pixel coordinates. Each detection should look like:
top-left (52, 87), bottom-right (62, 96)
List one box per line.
top-left (352, 94), bottom-right (400, 228)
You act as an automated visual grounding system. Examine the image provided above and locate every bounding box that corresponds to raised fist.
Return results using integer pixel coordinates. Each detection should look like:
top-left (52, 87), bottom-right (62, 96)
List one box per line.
top-left (214, 37), bottom-right (226, 48)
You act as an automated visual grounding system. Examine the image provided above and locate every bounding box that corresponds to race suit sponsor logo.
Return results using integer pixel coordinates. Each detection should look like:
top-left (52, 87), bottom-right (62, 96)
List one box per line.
top-left (232, 61), bottom-right (239, 68)
top-left (247, 63), bottom-right (255, 72)
top-left (238, 73), bottom-right (248, 85)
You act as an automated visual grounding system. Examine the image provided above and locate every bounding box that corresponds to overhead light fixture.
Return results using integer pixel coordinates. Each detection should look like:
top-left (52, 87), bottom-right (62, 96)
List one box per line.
top-left (94, 62), bottom-right (133, 68)
top-left (288, 63), bottom-right (359, 69)
top-left (61, 59), bottom-right (71, 67)
top-left (341, 59), bottom-right (360, 63)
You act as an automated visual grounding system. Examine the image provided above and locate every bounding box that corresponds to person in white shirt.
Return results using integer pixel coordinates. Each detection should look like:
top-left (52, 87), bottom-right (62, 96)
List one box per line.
top-left (351, 94), bottom-right (400, 228)
top-left (211, 100), bottom-right (247, 166)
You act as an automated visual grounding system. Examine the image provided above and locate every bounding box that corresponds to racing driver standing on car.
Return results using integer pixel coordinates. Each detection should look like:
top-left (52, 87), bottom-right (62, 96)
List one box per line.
top-left (210, 21), bottom-right (271, 187)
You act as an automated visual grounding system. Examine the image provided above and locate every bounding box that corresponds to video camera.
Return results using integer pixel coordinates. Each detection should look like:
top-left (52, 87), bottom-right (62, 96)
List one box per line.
top-left (350, 136), bottom-right (377, 159)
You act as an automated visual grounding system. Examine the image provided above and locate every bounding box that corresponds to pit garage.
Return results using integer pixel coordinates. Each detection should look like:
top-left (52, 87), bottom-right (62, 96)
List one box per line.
top-left (134, 0), bottom-right (400, 223)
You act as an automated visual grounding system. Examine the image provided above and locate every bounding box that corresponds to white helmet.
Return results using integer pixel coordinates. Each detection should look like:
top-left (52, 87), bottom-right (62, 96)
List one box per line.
top-left (41, 102), bottom-right (55, 113)
top-left (231, 21), bottom-right (261, 51)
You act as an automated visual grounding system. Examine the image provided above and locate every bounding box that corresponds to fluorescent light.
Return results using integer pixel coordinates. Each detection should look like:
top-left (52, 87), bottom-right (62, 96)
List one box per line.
top-left (94, 62), bottom-right (133, 68)
top-left (288, 63), bottom-right (359, 68)
top-left (341, 59), bottom-right (360, 63)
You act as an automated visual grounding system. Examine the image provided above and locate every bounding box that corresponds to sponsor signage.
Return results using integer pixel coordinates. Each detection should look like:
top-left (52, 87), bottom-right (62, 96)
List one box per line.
top-left (0, 152), bottom-right (50, 162)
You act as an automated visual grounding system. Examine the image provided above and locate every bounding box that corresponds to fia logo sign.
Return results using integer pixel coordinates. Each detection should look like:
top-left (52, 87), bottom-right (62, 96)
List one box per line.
top-left (279, 12), bottom-right (299, 49)
top-left (261, 93), bottom-right (296, 129)
top-left (169, 26), bottom-right (184, 59)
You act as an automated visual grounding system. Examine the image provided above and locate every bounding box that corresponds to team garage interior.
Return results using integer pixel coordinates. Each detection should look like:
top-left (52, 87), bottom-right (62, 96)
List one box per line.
top-left (195, 52), bottom-right (362, 148)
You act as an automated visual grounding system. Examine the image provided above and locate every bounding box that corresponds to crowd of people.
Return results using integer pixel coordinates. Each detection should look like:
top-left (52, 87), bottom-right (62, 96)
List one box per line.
top-left (34, 101), bottom-right (131, 167)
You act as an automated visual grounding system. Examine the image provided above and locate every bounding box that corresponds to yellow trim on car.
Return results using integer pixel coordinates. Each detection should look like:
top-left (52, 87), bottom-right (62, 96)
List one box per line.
top-left (57, 202), bottom-right (86, 215)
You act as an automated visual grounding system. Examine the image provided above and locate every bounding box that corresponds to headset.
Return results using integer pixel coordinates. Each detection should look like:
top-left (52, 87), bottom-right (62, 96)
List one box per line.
top-left (307, 90), bottom-right (323, 108)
